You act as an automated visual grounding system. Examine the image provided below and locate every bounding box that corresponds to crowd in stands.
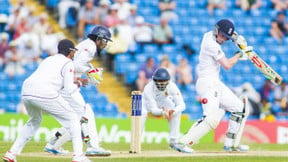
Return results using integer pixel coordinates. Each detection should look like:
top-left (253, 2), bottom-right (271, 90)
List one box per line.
top-left (1, 0), bottom-right (288, 120)
top-left (0, 0), bottom-right (66, 80)
top-left (233, 80), bottom-right (288, 121)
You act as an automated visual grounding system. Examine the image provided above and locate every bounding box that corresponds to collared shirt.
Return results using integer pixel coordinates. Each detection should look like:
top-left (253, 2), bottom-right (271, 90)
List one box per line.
top-left (22, 54), bottom-right (77, 98)
top-left (197, 31), bottom-right (225, 80)
top-left (142, 81), bottom-right (185, 115)
top-left (73, 38), bottom-right (96, 77)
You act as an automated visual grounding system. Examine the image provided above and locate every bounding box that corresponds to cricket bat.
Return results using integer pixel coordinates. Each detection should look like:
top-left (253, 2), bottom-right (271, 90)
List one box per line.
top-left (232, 34), bottom-right (283, 86)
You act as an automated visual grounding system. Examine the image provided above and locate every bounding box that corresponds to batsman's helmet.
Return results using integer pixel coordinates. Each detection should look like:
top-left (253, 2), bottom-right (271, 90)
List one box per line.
top-left (152, 68), bottom-right (170, 91)
top-left (88, 25), bottom-right (112, 42)
top-left (215, 19), bottom-right (234, 39)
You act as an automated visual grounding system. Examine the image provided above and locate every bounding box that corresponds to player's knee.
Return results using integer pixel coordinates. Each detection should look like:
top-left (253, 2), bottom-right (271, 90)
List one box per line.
top-left (231, 96), bottom-right (249, 121)
top-left (203, 109), bottom-right (225, 129)
top-left (204, 116), bottom-right (220, 129)
top-left (239, 95), bottom-right (250, 117)
top-left (29, 116), bottom-right (42, 126)
top-left (230, 112), bottom-right (245, 123)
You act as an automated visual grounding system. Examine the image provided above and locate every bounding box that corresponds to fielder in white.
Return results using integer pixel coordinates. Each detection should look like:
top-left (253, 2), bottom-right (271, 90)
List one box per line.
top-left (141, 67), bottom-right (193, 153)
top-left (171, 19), bottom-right (251, 153)
top-left (44, 25), bottom-right (112, 156)
top-left (3, 39), bottom-right (91, 162)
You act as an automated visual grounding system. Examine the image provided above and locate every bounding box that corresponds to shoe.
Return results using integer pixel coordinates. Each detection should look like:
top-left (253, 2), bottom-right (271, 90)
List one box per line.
top-left (169, 143), bottom-right (194, 153)
top-left (86, 146), bottom-right (111, 156)
top-left (3, 151), bottom-right (17, 162)
top-left (224, 145), bottom-right (249, 152)
top-left (72, 154), bottom-right (91, 162)
top-left (44, 143), bottom-right (69, 155)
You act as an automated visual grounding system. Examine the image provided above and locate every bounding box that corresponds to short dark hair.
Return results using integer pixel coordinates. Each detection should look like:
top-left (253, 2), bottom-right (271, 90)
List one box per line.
top-left (57, 39), bottom-right (77, 56)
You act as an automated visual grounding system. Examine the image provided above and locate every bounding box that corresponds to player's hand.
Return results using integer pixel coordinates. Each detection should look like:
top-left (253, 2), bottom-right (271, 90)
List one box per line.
top-left (233, 35), bottom-right (247, 49)
top-left (86, 68), bottom-right (103, 85)
top-left (231, 31), bottom-right (239, 42)
top-left (167, 110), bottom-right (175, 121)
top-left (236, 46), bottom-right (253, 61)
top-left (75, 77), bottom-right (88, 87)
top-left (162, 107), bottom-right (169, 120)
top-left (162, 108), bottom-right (175, 122)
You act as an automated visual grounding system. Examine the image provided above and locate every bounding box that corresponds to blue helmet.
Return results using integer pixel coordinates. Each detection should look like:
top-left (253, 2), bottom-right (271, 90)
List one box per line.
top-left (215, 19), bottom-right (234, 39)
top-left (152, 68), bottom-right (170, 91)
top-left (88, 25), bottom-right (112, 41)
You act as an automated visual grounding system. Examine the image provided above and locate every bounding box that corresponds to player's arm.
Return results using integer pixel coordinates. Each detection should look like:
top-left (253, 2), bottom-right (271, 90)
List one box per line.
top-left (218, 54), bottom-right (240, 70)
top-left (143, 85), bottom-right (163, 115)
top-left (73, 50), bottom-right (94, 74)
top-left (74, 50), bottom-right (103, 84)
top-left (62, 61), bottom-right (79, 94)
top-left (170, 84), bottom-right (186, 115)
top-left (74, 77), bottom-right (89, 87)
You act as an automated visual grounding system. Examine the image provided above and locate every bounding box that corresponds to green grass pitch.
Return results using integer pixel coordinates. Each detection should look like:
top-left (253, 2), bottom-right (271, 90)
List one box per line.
top-left (1, 141), bottom-right (288, 162)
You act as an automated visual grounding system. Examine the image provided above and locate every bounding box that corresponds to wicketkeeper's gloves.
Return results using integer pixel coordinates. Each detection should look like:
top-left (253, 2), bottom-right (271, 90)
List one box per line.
top-left (86, 68), bottom-right (103, 84)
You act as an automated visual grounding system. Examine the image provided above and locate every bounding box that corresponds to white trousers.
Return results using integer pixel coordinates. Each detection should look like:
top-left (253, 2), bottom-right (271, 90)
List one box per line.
top-left (196, 78), bottom-right (243, 116)
top-left (61, 90), bottom-right (99, 147)
top-left (141, 108), bottom-right (181, 144)
top-left (179, 78), bottom-right (244, 145)
top-left (10, 95), bottom-right (83, 155)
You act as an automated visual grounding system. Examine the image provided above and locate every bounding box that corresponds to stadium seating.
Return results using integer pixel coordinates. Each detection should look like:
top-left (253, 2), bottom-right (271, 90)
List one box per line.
top-left (66, 7), bottom-right (78, 28)
top-left (112, 0), bottom-right (288, 120)
top-left (1, 0), bottom-right (287, 120)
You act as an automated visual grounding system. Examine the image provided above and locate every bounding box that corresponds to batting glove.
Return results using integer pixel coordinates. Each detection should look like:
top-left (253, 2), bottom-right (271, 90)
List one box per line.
top-left (86, 68), bottom-right (103, 85)
top-left (233, 35), bottom-right (248, 49)
top-left (236, 46), bottom-right (253, 61)
top-left (231, 31), bottom-right (239, 42)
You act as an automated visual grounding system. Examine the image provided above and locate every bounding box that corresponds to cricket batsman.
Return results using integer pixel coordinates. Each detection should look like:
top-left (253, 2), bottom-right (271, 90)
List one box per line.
top-left (171, 19), bottom-right (250, 153)
top-left (44, 25), bottom-right (112, 156)
top-left (141, 68), bottom-right (193, 153)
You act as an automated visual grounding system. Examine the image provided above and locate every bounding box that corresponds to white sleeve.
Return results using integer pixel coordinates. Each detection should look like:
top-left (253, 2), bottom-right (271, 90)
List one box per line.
top-left (170, 83), bottom-right (186, 115)
top-left (73, 50), bottom-right (94, 74)
top-left (142, 85), bottom-right (163, 115)
top-left (206, 44), bottom-right (225, 61)
top-left (62, 61), bottom-right (78, 94)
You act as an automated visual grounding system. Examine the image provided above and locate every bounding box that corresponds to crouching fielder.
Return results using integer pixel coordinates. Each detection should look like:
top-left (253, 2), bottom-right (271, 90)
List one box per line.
top-left (3, 39), bottom-right (91, 162)
top-left (172, 19), bottom-right (250, 153)
top-left (141, 68), bottom-right (193, 153)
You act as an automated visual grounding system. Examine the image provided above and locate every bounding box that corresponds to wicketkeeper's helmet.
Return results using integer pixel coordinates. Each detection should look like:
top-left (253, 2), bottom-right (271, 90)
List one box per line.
top-left (215, 19), bottom-right (234, 39)
top-left (88, 25), bottom-right (112, 42)
top-left (152, 68), bottom-right (170, 91)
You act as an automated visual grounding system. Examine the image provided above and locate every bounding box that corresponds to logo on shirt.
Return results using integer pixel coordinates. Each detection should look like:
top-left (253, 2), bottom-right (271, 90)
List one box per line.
top-left (70, 69), bottom-right (73, 72)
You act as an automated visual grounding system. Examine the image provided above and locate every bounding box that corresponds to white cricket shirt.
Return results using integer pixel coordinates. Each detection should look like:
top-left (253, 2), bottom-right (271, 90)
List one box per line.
top-left (73, 39), bottom-right (97, 77)
top-left (197, 31), bottom-right (225, 80)
top-left (142, 81), bottom-right (185, 115)
top-left (22, 54), bottom-right (77, 98)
